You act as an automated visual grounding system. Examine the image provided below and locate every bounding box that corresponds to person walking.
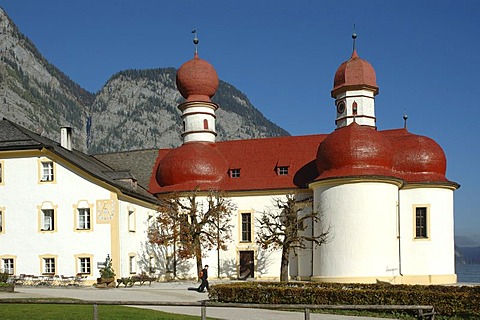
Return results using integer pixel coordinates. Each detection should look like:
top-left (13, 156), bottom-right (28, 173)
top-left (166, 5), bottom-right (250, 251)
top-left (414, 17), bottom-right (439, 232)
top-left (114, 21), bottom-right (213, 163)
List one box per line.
top-left (197, 265), bottom-right (209, 292)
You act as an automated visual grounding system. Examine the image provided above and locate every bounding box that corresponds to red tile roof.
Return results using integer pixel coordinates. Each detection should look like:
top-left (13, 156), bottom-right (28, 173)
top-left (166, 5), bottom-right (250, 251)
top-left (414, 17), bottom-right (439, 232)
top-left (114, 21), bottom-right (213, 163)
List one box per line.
top-left (148, 125), bottom-right (458, 195)
top-left (148, 134), bottom-right (326, 194)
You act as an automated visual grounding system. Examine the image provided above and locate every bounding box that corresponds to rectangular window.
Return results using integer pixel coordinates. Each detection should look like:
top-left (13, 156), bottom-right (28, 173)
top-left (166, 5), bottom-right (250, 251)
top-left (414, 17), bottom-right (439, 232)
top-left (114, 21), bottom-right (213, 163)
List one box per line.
top-left (415, 207), bottom-right (428, 239)
top-left (41, 161), bottom-right (54, 182)
top-left (129, 255), bottom-right (136, 274)
top-left (230, 168), bottom-right (241, 178)
top-left (79, 257), bottom-right (91, 274)
top-left (128, 210), bottom-right (135, 232)
top-left (241, 212), bottom-right (252, 242)
top-left (0, 211), bottom-right (3, 233)
top-left (43, 258), bottom-right (55, 274)
top-left (78, 208), bottom-right (91, 230)
top-left (149, 256), bottom-right (155, 273)
top-left (277, 166), bottom-right (289, 175)
top-left (42, 209), bottom-right (55, 231)
top-left (2, 258), bottom-right (14, 274)
top-left (0, 162), bottom-right (3, 184)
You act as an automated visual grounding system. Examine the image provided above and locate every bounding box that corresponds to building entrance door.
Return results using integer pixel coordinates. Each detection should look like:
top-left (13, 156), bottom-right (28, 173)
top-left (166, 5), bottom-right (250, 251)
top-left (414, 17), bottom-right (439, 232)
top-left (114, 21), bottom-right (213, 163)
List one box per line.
top-left (239, 250), bottom-right (254, 279)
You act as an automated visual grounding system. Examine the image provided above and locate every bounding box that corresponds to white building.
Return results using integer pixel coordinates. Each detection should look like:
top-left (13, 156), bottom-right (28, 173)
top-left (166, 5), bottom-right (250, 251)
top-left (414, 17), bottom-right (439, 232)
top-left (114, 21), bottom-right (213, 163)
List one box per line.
top-left (0, 121), bottom-right (159, 285)
top-left (0, 36), bottom-right (459, 285)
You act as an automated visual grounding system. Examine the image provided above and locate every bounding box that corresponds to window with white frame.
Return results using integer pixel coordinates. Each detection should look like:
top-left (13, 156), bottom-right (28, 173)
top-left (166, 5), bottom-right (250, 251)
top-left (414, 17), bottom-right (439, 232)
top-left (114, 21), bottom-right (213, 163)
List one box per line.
top-left (40, 161), bottom-right (54, 182)
top-left (129, 255), bottom-right (136, 274)
top-left (241, 212), bottom-right (252, 242)
top-left (41, 209), bottom-right (55, 231)
top-left (43, 257), bottom-right (55, 274)
top-left (230, 168), bottom-right (241, 178)
top-left (78, 257), bottom-right (91, 274)
top-left (2, 258), bottom-right (14, 274)
top-left (78, 208), bottom-right (91, 230)
top-left (277, 166), bottom-right (289, 175)
top-left (128, 210), bottom-right (135, 232)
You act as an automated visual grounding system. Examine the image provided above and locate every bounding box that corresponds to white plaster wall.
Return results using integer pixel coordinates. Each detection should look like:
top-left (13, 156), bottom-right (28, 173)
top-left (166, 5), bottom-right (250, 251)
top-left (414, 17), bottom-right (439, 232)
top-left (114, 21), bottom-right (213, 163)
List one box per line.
top-left (184, 132), bottom-right (216, 143)
top-left (0, 156), bottom-right (113, 277)
top-left (398, 187), bottom-right (455, 276)
top-left (293, 204), bottom-right (315, 279)
top-left (336, 89), bottom-right (375, 128)
top-left (0, 156), bottom-right (157, 281)
top-left (117, 201), bottom-right (156, 277)
top-left (178, 194), bottom-right (287, 280)
top-left (312, 182), bottom-right (399, 279)
top-left (183, 105), bottom-right (216, 143)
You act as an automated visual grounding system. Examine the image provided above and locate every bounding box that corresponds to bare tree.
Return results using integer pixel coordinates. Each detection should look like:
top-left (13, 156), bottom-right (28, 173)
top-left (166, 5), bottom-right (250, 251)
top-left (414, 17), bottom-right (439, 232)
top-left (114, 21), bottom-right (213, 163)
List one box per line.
top-left (256, 193), bottom-right (329, 282)
top-left (148, 189), bottom-right (235, 279)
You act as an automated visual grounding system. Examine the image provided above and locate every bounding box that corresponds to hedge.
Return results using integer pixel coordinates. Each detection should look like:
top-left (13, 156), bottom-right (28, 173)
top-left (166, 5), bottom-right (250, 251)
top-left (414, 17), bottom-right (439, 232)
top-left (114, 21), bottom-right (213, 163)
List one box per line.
top-left (209, 282), bottom-right (480, 317)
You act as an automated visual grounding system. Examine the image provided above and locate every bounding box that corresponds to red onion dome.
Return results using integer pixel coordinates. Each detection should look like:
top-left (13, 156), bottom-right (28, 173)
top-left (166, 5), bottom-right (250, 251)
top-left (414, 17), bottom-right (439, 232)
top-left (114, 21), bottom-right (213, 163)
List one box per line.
top-left (316, 122), bottom-right (394, 180)
top-left (386, 130), bottom-right (448, 182)
top-left (332, 50), bottom-right (378, 97)
top-left (156, 142), bottom-right (228, 187)
top-left (176, 53), bottom-right (219, 102)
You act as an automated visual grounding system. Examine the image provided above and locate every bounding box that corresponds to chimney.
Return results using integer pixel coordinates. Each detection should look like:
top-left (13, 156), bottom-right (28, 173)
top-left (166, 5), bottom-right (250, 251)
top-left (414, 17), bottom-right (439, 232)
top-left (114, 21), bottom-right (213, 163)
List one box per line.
top-left (60, 126), bottom-right (72, 151)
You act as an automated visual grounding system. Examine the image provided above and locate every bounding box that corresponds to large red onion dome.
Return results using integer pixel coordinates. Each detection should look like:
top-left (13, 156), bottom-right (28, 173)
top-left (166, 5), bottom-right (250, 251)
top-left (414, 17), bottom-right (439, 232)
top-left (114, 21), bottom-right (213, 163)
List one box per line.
top-left (316, 122), bottom-right (393, 180)
top-left (156, 142), bottom-right (228, 187)
top-left (386, 130), bottom-right (448, 182)
top-left (176, 53), bottom-right (219, 102)
top-left (332, 50), bottom-right (378, 97)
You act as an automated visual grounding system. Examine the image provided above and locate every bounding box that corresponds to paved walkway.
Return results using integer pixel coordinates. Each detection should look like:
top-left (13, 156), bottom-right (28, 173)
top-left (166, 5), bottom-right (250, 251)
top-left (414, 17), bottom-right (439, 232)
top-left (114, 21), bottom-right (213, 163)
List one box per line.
top-left (0, 281), bottom-right (393, 320)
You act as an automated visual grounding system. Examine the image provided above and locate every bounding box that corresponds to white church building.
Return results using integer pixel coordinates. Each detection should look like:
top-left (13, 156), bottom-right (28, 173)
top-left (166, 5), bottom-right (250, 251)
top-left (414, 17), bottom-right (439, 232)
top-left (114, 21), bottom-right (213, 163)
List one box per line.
top-left (0, 36), bottom-right (459, 285)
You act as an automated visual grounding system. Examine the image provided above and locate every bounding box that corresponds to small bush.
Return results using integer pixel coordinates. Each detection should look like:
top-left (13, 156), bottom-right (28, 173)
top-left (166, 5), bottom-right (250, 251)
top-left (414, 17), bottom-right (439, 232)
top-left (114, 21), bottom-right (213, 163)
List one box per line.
top-left (0, 271), bottom-right (9, 283)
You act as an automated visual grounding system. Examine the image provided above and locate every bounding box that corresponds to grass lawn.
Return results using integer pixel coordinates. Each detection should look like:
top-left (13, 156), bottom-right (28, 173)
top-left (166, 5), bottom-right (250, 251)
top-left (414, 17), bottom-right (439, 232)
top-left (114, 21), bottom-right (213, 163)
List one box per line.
top-left (0, 304), bottom-right (217, 320)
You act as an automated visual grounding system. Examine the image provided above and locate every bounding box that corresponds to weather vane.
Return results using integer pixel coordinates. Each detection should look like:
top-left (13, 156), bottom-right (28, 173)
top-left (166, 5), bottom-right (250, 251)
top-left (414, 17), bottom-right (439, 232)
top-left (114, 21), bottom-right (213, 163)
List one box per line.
top-left (403, 110), bottom-right (408, 129)
top-left (352, 23), bottom-right (357, 52)
top-left (192, 28), bottom-right (199, 54)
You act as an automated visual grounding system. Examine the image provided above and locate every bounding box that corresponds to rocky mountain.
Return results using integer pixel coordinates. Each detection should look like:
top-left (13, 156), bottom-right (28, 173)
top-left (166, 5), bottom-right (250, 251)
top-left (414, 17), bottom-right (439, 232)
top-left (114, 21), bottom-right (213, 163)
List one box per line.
top-left (0, 7), bottom-right (93, 151)
top-left (88, 69), bottom-right (289, 153)
top-left (0, 7), bottom-right (289, 154)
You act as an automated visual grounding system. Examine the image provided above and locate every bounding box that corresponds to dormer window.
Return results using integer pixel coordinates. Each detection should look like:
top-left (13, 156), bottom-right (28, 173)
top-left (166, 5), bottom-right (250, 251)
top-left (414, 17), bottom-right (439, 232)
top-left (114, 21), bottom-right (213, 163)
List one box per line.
top-left (277, 166), bottom-right (289, 176)
top-left (230, 168), bottom-right (241, 178)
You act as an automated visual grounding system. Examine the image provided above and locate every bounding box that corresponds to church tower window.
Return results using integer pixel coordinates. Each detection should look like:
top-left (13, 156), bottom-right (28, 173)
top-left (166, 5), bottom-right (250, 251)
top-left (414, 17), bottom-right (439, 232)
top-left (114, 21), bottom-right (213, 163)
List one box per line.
top-left (415, 206), bottom-right (429, 239)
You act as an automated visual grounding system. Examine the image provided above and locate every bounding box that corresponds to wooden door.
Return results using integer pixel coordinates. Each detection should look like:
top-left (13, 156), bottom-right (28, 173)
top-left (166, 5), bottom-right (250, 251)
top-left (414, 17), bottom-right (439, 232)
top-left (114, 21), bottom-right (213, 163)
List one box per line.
top-left (239, 250), bottom-right (254, 279)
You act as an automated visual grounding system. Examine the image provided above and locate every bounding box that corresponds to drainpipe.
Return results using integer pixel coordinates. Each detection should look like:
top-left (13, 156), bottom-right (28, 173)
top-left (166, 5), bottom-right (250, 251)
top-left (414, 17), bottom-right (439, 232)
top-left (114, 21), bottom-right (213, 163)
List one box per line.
top-left (397, 190), bottom-right (403, 277)
top-left (311, 205), bottom-right (315, 279)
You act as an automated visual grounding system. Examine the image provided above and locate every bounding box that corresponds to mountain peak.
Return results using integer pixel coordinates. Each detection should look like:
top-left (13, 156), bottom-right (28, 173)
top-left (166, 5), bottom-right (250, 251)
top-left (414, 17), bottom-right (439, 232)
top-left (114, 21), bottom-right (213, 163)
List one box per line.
top-left (0, 7), bottom-right (288, 154)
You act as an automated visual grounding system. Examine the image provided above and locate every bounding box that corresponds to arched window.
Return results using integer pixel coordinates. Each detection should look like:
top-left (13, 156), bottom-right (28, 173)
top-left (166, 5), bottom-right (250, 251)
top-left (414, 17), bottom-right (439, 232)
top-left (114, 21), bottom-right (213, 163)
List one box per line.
top-left (203, 119), bottom-right (209, 130)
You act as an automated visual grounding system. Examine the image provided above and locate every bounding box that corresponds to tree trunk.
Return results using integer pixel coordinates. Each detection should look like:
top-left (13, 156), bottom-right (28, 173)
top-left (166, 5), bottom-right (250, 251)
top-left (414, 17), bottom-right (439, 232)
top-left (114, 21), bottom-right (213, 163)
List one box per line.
top-left (194, 236), bottom-right (203, 280)
top-left (280, 245), bottom-right (289, 282)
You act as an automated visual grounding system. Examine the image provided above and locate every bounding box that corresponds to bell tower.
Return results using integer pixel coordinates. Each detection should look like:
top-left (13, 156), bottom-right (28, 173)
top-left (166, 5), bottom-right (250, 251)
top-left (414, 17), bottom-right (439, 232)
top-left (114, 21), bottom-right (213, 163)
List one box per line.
top-left (176, 30), bottom-right (219, 143)
top-left (331, 32), bottom-right (379, 129)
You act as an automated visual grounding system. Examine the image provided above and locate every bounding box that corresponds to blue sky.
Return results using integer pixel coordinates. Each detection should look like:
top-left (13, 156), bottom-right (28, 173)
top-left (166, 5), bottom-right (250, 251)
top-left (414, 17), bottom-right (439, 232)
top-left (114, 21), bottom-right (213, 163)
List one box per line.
top-left (2, 0), bottom-right (479, 246)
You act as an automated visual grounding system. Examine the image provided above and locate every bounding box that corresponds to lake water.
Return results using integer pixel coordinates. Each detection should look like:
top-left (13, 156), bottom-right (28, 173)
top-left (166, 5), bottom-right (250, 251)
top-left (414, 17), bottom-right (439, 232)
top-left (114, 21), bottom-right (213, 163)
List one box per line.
top-left (456, 264), bottom-right (480, 284)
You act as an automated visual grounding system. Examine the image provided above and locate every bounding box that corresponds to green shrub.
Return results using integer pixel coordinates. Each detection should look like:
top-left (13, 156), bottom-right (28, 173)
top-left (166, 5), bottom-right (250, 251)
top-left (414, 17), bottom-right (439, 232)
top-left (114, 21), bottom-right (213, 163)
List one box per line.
top-left (0, 271), bottom-right (9, 283)
top-left (99, 254), bottom-right (116, 278)
top-left (209, 282), bottom-right (480, 317)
